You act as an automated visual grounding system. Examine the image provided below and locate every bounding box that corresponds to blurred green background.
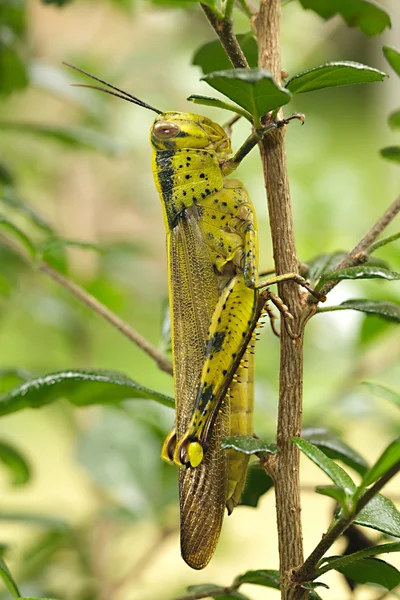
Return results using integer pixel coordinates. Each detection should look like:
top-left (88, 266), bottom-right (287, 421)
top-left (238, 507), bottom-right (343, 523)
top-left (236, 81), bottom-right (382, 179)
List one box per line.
top-left (0, 0), bottom-right (399, 598)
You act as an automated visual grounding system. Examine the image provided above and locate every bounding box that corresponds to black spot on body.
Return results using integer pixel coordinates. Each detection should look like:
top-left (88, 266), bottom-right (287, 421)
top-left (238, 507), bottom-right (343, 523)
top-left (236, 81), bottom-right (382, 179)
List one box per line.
top-left (198, 385), bottom-right (214, 413)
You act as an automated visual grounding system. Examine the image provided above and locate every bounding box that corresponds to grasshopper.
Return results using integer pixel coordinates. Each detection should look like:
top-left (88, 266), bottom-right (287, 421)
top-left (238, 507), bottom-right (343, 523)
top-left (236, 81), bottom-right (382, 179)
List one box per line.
top-left (65, 64), bottom-right (320, 570)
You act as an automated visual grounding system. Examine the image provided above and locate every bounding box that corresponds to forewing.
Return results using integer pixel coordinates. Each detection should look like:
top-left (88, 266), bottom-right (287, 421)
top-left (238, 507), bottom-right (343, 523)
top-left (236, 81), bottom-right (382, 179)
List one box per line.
top-left (168, 205), bottom-right (228, 569)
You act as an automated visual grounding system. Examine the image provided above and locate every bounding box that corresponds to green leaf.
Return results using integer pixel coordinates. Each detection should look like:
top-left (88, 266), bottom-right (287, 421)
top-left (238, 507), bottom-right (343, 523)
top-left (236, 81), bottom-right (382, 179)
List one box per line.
top-left (0, 46), bottom-right (28, 95)
top-left (0, 187), bottom-right (53, 234)
top-left (0, 216), bottom-right (36, 258)
top-left (380, 146), bottom-right (400, 163)
top-left (315, 485), bottom-right (349, 507)
top-left (383, 46), bottom-right (400, 77)
top-left (286, 61), bottom-right (387, 94)
top-left (0, 123), bottom-right (124, 155)
top-left (363, 382), bottom-right (400, 409)
top-left (193, 33), bottom-right (258, 75)
top-left (0, 368), bottom-right (32, 394)
top-left (20, 598), bottom-right (59, 599)
top-left (78, 408), bottom-right (176, 516)
top-left (355, 494), bottom-right (400, 537)
top-left (240, 465), bottom-right (274, 507)
top-left (318, 541), bottom-right (400, 575)
top-left (370, 232), bottom-right (400, 253)
top-left (320, 265), bottom-right (400, 283)
top-left (0, 512), bottom-right (68, 531)
top-left (187, 95), bottom-right (253, 121)
top-left (0, 163), bottom-right (14, 185)
top-left (202, 69), bottom-right (292, 126)
top-left (0, 441), bottom-right (30, 486)
top-left (41, 0), bottom-right (74, 4)
top-left (187, 585), bottom-right (250, 600)
top-left (0, 369), bottom-right (174, 417)
top-left (361, 437), bottom-right (400, 488)
top-left (318, 300), bottom-right (400, 323)
top-left (292, 437), bottom-right (356, 496)
top-left (388, 110), bottom-right (400, 130)
top-left (302, 428), bottom-right (368, 475)
top-left (37, 238), bottom-right (104, 274)
top-left (298, 0), bottom-right (391, 36)
top-left (0, 558), bottom-right (21, 598)
top-left (234, 569), bottom-right (280, 590)
top-left (305, 251), bottom-right (347, 282)
top-left (221, 435), bottom-right (278, 455)
top-left (320, 557), bottom-right (400, 590)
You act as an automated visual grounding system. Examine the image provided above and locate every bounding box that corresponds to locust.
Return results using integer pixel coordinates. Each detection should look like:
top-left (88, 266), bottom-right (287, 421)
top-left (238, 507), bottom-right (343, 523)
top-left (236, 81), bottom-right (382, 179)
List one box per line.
top-left (65, 63), bottom-right (320, 570)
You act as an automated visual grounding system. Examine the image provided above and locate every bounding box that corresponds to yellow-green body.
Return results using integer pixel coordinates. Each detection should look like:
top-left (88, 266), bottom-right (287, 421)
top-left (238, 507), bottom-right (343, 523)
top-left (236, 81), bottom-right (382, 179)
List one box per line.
top-left (152, 113), bottom-right (259, 570)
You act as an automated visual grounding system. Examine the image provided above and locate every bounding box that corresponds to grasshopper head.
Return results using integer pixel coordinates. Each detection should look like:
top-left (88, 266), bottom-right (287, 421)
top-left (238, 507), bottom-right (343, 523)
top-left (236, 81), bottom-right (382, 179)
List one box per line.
top-left (151, 112), bottom-right (232, 158)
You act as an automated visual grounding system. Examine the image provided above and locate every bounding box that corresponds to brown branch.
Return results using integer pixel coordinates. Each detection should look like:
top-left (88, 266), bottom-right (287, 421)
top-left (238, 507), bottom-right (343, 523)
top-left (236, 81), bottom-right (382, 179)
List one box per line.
top-left (293, 460), bottom-right (400, 584)
top-left (255, 2), bottom-right (305, 599)
top-left (0, 233), bottom-right (173, 376)
top-left (313, 195), bottom-right (400, 300)
top-left (200, 4), bottom-right (249, 68)
top-left (203, 2), bottom-right (307, 597)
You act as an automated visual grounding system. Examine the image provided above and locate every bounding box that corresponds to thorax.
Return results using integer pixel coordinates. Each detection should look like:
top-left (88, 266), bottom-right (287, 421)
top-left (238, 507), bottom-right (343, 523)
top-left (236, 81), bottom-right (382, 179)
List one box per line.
top-left (152, 147), bottom-right (224, 230)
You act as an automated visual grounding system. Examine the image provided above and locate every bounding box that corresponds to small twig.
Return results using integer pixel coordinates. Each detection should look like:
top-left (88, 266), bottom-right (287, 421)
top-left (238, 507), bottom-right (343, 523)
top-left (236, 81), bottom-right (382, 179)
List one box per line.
top-left (311, 195), bottom-right (400, 301)
top-left (293, 460), bottom-right (400, 584)
top-left (369, 231), bottom-right (400, 254)
top-left (236, 0), bottom-right (254, 18)
top-left (0, 232), bottom-right (173, 376)
top-left (201, 4), bottom-right (249, 69)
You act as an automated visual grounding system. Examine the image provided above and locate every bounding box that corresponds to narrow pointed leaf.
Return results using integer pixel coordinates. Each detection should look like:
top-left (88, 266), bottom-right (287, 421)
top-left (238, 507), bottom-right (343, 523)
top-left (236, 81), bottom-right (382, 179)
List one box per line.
top-left (316, 485), bottom-right (349, 507)
top-left (363, 382), bottom-right (400, 409)
top-left (318, 541), bottom-right (400, 576)
top-left (305, 251), bottom-right (347, 282)
top-left (360, 438), bottom-right (400, 487)
top-left (0, 441), bottom-right (30, 485)
top-left (193, 33), bottom-right (258, 75)
top-left (292, 437), bottom-right (356, 495)
top-left (355, 494), bottom-right (400, 537)
top-left (187, 95), bottom-right (252, 121)
top-left (318, 300), bottom-right (400, 323)
top-left (0, 512), bottom-right (68, 530)
top-left (286, 61), bottom-right (386, 94)
top-left (221, 435), bottom-right (278, 455)
top-left (383, 46), bottom-right (400, 77)
top-left (303, 428), bottom-right (368, 475)
top-left (320, 265), bottom-right (400, 283)
top-left (370, 232), bottom-right (400, 253)
top-left (388, 111), bottom-right (400, 130)
top-left (187, 585), bottom-right (249, 600)
top-left (0, 187), bottom-right (53, 233)
top-left (0, 216), bottom-right (35, 258)
top-left (234, 569), bottom-right (280, 589)
top-left (299, 1), bottom-right (391, 36)
top-left (0, 369), bottom-right (174, 417)
top-left (380, 146), bottom-right (400, 163)
top-left (0, 558), bottom-right (20, 598)
top-left (202, 69), bottom-right (292, 125)
top-left (320, 557), bottom-right (400, 590)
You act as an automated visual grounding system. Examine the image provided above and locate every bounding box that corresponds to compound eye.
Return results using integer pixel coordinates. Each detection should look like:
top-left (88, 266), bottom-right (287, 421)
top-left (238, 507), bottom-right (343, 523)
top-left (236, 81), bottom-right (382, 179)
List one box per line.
top-left (153, 121), bottom-right (181, 139)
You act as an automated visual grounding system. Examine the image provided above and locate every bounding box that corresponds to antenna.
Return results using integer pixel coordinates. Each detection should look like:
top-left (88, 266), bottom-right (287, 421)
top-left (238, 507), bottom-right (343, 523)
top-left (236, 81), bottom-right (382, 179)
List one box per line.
top-left (63, 62), bottom-right (163, 115)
